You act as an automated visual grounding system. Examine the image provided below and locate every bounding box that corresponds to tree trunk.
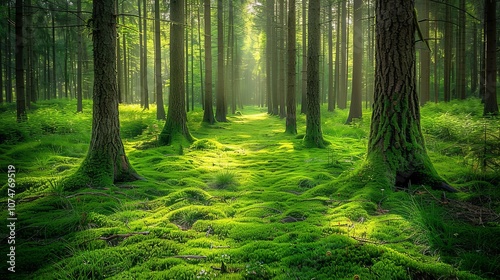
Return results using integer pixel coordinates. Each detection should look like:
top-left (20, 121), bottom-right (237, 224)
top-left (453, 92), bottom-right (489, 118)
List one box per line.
top-left (0, 36), bottom-right (3, 103)
top-left (159, 0), bottom-right (194, 145)
top-left (418, 0), bottom-right (430, 105)
top-left (338, 0), bottom-right (347, 109)
top-left (142, 0), bottom-right (149, 109)
top-left (483, 0), bottom-right (498, 115)
top-left (368, 0), bottom-right (456, 192)
top-left (202, 0), bottom-right (215, 124)
top-left (346, 0), bottom-right (363, 124)
top-left (456, 0), bottom-right (466, 100)
top-left (278, 0), bottom-right (286, 118)
top-left (285, 0), bottom-right (297, 134)
top-left (15, 0), bottom-right (26, 122)
top-left (443, 4), bottom-right (452, 102)
top-left (66, 0), bottom-right (140, 190)
top-left (76, 0), bottom-right (83, 112)
top-left (300, 0), bottom-right (307, 114)
top-left (155, 0), bottom-right (166, 120)
top-left (327, 1), bottom-right (334, 112)
top-left (215, 0), bottom-right (227, 122)
top-left (303, 0), bottom-right (326, 148)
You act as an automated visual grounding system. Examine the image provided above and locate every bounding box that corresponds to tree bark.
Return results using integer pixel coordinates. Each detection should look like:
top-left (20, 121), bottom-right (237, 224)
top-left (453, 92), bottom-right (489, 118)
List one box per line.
top-left (285, 0), bottom-right (297, 134)
top-left (159, 0), bottom-right (194, 145)
top-left (367, 0), bottom-right (456, 192)
top-left (142, 0), bottom-right (149, 109)
top-left (346, 0), bottom-right (363, 124)
top-left (483, 0), bottom-right (498, 115)
top-left (300, 0), bottom-right (307, 114)
top-left (215, 0), bottom-right (227, 122)
top-left (66, 0), bottom-right (140, 190)
top-left (303, 0), bottom-right (326, 148)
top-left (327, 0), bottom-right (334, 112)
top-left (338, 0), bottom-right (347, 109)
top-left (155, 0), bottom-right (166, 120)
top-left (418, 0), bottom-right (430, 105)
top-left (443, 4), bottom-right (452, 102)
top-left (76, 0), bottom-right (83, 112)
top-left (202, 0), bottom-right (215, 124)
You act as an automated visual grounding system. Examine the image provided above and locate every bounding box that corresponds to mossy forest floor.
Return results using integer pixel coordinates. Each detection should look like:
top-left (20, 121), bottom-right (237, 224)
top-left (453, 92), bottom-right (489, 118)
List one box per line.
top-left (0, 99), bottom-right (499, 279)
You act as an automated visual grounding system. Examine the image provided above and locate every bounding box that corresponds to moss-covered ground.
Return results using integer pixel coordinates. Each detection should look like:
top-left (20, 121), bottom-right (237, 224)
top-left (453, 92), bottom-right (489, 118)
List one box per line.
top-left (0, 99), bottom-right (499, 279)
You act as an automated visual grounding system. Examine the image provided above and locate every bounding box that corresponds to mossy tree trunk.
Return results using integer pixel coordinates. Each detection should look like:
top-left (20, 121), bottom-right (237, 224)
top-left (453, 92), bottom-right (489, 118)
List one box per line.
top-left (159, 0), bottom-right (193, 145)
top-left (346, 0), bottom-right (363, 124)
top-left (368, 0), bottom-right (456, 192)
top-left (285, 0), bottom-right (297, 134)
top-left (303, 0), bottom-right (326, 148)
top-left (66, 0), bottom-right (140, 190)
top-left (202, 0), bottom-right (215, 124)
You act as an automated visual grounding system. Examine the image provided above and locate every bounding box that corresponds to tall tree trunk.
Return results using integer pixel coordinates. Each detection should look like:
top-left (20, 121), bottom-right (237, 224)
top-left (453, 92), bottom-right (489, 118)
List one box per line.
top-left (138, 0), bottom-right (144, 106)
top-left (443, 3), bottom-right (452, 102)
top-left (367, 0), bottom-right (455, 192)
top-left (418, 0), bottom-right (430, 105)
top-left (346, 0), bottom-right (363, 124)
top-left (300, 0), bottom-right (307, 114)
top-left (26, 0), bottom-right (34, 106)
top-left (278, 0), bottom-right (286, 118)
top-left (66, 0), bottom-right (140, 190)
top-left (185, 0), bottom-right (190, 112)
top-left (338, 0), bottom-right (347, 109)
top-left (271, 0), bottom-right (279, 115)
top-left (227, 0), bottom-right (235, 115)
top-left (197, 2), bottom-right (204, 108)
top-left (51, 9), bottom-right (57, 99)
top-left (303, 0), bottom-right (326, 148)
top-left (122, 5), bottom-right (129, 103)
top-left (433, 19), bottom-right (439, 103)
top-left (202, 0), bottom-right (215, 124)
top-left (159, 0), bottom-right (194, 145)
top-left (116, 0), bottom-right (124, 103)
top-left (483, 0), bottom-right (498, 115)
top-left (143, 0), bottom-right (149, 109)
top-left (15, 0), bottom-right (26, 122)
top-left (77, 0), bottom-right (83, 112)
top-left (215, 0), bottom-right (227, 122)
top-left (456, 0), bottom-right (466, 100)
top-left (266, 0), bottom-right (273, 114)
top-left (155, 0), bottom-right (166, 120)
top-left (327, 0), bottom-right (334, 112)
top-left (285, 0), bottom-right (297, 134)
top-left (0, 36), bottom-right (3, 103)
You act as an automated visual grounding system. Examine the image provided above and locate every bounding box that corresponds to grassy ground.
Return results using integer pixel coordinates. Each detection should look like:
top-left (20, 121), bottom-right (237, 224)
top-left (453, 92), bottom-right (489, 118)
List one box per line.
top-left (0, 99), bottom-right (499, 279)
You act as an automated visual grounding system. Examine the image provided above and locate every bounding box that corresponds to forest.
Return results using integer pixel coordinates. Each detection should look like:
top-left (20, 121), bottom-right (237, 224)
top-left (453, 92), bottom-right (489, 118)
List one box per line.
top-left (0, 0), bottom-right (499, 279)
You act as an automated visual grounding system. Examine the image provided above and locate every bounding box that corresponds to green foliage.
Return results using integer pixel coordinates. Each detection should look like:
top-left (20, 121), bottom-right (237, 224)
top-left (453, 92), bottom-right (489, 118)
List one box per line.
top-left (212, 169), bottom-right (238, 189)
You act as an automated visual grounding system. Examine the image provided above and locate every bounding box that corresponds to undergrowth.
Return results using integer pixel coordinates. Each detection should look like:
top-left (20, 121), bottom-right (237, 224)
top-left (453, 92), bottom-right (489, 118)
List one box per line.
top-left (0, 98), bottom-right (498, 279)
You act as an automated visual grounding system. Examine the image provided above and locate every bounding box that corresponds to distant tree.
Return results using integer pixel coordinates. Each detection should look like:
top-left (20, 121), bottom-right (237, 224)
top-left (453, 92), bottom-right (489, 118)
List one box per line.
top-left (367, 0), bottom-right (456, 192)
top-left (303, 0), bottom-right (326, 148)
top-left (15, 0), bottom-right (26, 122)
top-left (337, 0), bottom-right (347, 109)
top-left (66, 0), bottom-right (140, 189)
top-left (142, 0), bottom-right (149, 109)
top-left (483, 0), bottom-right (498, 116)
top-left (456, 0), bottom-right (466, 100)
top-left (159, 0), bottom-right (193, 145)
top-left (202, 0), bottom-right (215, 124)
top-left (285, 0), bottom-right (297, 134)
top-left (443, 3), bottom-right (452, 102)
top-left (215, 0), bottom-right (227, 122)
top-left (327, 0), bottom-right (334, 112)
top-left (346, 0), bottom-right (363, 124)
top-left (154, 0), bottom-right (166, 120)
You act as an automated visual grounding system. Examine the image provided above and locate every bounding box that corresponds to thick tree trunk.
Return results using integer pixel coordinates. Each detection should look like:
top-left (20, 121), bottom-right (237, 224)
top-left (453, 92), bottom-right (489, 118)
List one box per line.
top-left (66, 0), bottom-right (139, 190)
top-left (159, 0), bottom-right (193, 145)
top-left (368, 0), bottom-right (456, 192)
top-left (202, 0), bottom-right (215, 124)
top-left (483, 0), bottom-right (498, 115)
top-left (215, 0), bottom-right (227, 122)
top-left (155, 0), bottom-right (166, 120)
top-left (303, 0), bottom-right (326, 148)
top-left (418, 0), bottom-right (430, 105)
top-left (76, 0), bottom-right (83, 112)
top-left (346, 0), bottom-right (363, 124)
top-left (285, 0), bottom-right (297, 134)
